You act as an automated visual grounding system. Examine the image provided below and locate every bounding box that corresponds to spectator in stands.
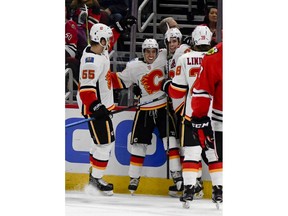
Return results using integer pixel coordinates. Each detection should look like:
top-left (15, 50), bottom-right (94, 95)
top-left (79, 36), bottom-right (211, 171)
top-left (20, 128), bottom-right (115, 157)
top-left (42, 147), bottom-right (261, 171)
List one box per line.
top-left (69, 0), bottom-right (102, 57)
top-left (65, 7), bottom-right (78, 59)
top-left (65, 6), bottom-right (79, 92)
top-left (187, 0), bottom-right (207, 21)
top-left (98, 0), bottom-right (130, 26)
top-left (201, 6), bottom-right (218, 47)
top-left (196, 0), bottom-right (206, 15)
top-left (66, 0), bottom-right (136, 92)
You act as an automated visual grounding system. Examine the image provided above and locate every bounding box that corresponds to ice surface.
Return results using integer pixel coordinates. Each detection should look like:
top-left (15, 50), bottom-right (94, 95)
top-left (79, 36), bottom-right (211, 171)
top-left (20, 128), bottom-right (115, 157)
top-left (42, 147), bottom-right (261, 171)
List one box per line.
top-left (66, 190), bottom-right (222, 216)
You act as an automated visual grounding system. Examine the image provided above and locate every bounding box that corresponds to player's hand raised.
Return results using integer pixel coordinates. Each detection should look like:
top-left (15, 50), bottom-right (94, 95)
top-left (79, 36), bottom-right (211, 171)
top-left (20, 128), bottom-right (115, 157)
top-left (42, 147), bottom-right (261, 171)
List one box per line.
top-left (114, 15), bottom-right (137, 33)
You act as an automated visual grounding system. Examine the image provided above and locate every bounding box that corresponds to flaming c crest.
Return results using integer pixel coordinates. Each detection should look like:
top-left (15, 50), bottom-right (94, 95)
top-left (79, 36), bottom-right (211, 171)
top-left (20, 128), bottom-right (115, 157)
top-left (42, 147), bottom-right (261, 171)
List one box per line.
top-left (105, 70), bottom-right (112, 90)
top-left (141, 69), bottom-right (163, 94)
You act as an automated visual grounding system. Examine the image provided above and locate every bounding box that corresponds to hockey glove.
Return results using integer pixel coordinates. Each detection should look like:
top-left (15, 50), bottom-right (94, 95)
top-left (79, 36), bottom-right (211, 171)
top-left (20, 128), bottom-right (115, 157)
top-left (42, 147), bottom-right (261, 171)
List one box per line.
top-left (89, 100), bottom-right (110, 120)
top-left (161, 78), bottom-right (172, 94)
top-left (78, 6), bottom-right (88, 25)
top-left (132, 84), bottom-right (142, 98)
top-left (114, 15), bottom-right (137, 33)
top-left (182, 36), bottom-right (192, 46)
top-left (191, 116), bottom-right (215, 149)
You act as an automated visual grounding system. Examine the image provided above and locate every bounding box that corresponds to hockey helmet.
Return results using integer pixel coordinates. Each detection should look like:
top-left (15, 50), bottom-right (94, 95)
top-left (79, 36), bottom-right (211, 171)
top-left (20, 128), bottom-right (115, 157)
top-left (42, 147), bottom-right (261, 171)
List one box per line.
top-left (164, 27), bottom-right (182, 44)
top-left (191, 25), bottom-right (212, 46)
top-left (142, 38), bottom-right (159, 54)
top-left (90, 23), bottom-right (113, 48)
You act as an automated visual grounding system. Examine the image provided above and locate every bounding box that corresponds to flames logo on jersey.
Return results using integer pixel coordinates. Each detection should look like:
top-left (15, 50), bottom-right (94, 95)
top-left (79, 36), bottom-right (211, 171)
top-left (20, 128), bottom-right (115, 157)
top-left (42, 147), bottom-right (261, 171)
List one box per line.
top-left (105, 70), bottom-right (112, 90)
top-left (141, 69), bottom-right (164, 94)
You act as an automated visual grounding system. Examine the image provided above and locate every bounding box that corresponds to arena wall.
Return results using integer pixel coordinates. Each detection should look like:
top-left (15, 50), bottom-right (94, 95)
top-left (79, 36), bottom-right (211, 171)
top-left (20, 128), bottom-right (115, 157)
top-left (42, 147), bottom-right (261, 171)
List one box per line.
top-left (65, 105), bottom-right (212, 198)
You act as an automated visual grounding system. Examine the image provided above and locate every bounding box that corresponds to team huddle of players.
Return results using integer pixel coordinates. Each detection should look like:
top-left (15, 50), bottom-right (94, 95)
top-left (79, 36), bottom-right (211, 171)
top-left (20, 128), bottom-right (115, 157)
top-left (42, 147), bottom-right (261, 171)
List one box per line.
top-left (75, 15), bottom-right (223, 208)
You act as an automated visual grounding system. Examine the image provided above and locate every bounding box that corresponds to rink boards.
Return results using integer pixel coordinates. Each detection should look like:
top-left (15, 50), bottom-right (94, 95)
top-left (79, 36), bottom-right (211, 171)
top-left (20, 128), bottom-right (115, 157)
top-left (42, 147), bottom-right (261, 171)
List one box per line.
top-left (65, 105), bottom-right (212, 198)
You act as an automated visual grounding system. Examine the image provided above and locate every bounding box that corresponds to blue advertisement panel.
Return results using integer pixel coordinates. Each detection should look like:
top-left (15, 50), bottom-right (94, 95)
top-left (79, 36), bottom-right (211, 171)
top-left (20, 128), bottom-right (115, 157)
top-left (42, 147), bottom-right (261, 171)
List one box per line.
top-left (65, 118), bottom-right (167, 167)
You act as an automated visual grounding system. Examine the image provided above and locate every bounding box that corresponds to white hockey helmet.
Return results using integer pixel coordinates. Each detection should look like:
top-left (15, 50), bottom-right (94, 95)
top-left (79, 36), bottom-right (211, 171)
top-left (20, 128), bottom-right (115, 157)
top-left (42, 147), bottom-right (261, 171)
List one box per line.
top-left (90, 23), bottom-right (113, 48)
top-left (165, 27), bottom-right (182, 44)
top-left (142, 38), bottom-right (159, 55)
top-left (191, 25), bottom-right (212, 46)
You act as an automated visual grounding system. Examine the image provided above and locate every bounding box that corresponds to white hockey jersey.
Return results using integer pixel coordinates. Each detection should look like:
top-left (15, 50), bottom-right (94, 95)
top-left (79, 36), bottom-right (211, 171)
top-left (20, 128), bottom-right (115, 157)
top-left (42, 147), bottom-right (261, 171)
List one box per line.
top-left (167, 44), bottom-right (191, 112)
top-left (77, 46), bottom-right (115, 115)
top-left (170, 50), bottom-right (207, 118)
top-left (112, 49), bottom-right (168, 110)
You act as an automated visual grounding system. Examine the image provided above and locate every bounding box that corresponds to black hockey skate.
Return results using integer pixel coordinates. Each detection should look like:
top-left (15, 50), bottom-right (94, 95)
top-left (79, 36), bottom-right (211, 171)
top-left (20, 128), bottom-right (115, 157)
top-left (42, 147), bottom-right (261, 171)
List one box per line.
top-left (212, 185), bottom-right (223, 209)
top-left (128, 177), bottom-right (140, 195)
top-left (168, 184), bottom-right (183, 198)
top-left (180, 185), bottom-right (195, 209)
top-left (194, 177), bottom-right (204, 199)
top-left (170, 171), bottom-right (183, 191)
top-left (88, 174), bottom-right (113, 196)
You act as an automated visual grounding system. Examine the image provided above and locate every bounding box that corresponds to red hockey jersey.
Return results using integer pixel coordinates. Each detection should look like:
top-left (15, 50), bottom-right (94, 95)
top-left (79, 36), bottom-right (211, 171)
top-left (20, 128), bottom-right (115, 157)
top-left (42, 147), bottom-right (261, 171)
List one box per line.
top-left (192, 42), bottom-right (223, 129)
top-left (65, 19), bottom-right (78, 58)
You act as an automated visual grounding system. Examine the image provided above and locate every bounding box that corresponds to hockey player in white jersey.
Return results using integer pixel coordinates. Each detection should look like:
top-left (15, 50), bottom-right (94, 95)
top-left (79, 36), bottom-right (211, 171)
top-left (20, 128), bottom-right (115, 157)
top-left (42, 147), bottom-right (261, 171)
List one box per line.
top-left (165, 27), bottom-right (205, 199)
top-left (164, 27), bottom-right (191, 197)
top-left (77, 23), bottom-right (115, 196)
top-left (164, 27), bottom-right (204, 198)
top-left (162, 26), bottom-right (221, 208)
top-left (111, 38), bottom-right (183, 194)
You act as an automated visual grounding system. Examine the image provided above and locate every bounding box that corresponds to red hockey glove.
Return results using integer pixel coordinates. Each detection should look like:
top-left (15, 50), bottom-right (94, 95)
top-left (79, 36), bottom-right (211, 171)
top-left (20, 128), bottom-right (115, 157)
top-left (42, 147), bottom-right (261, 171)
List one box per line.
top-left (89, 100), bottom-right (110, 120)
top-left (191, 116), bottom-right (215, 149)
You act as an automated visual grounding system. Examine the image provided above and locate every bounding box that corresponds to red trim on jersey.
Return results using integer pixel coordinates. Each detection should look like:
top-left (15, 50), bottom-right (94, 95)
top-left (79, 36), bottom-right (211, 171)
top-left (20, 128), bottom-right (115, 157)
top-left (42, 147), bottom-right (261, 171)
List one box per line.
top-left (110, 72), bottom-right (124, 89)
top-left (168, 84), bottom-right (187, 98)
top-left (79, 89), bottom-right (98, 114)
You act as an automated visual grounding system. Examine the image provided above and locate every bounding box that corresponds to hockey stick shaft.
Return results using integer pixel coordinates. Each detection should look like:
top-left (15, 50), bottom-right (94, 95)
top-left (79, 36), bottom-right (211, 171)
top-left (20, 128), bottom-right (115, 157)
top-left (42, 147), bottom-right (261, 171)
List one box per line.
top-left (85, 4), bottom-right (90, 45)
top-left (65, 118), bottom-right (93, 128)
top-left (111, 94), bottom-right (166, 115)
top-left (65, 94), bottom-right (166, 128)
top-left (166, 30), bottom-right (171, 180)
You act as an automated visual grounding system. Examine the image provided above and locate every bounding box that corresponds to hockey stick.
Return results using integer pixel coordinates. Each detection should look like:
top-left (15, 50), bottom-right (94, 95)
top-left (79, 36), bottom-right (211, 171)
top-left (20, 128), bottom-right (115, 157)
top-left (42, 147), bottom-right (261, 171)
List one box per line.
top-left (84, 4), bottom-right (90, 45)
top-left (165, 23), bottom-right (171, 179)
top-left (65, 94), bottom-right (166, 128)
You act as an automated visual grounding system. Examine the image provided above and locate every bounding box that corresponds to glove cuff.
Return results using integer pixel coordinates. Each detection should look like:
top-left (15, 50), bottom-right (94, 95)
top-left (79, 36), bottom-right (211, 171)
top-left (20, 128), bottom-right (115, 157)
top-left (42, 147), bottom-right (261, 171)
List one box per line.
top-left (114, 21), bottom-right (124, 32)
top-left (191, 116), bottom-right (211, 128)
top-left (162, 79), bottom-right (172, 93)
